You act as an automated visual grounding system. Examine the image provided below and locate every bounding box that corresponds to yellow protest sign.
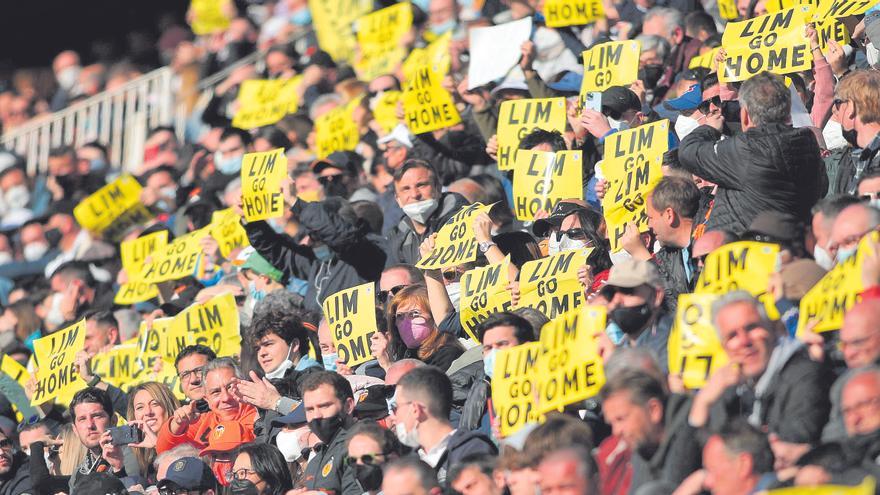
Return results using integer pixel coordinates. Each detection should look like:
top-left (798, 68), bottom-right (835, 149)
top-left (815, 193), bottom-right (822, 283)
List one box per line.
top-left (416, 203), bottom-right (492, 270)
top-left (209, 208), bottom-right (250, 259)
top-left (689, 47), bottom-right (720, 69)
top-left (354, 3), bottom-right (413, 81)
top-left (719, 7), bottom-right (813, 83)
top-left (31, 320), bottom-right (86, 406)
top-left (91, 344), bottom-right (145, 389)
top-left (491, 342), bottom-right (543, 437)
top-left (115, 230), bottom-right (168, 305)
top-left (402, 32), bottom-right (452, 80)
top-left (169, 293), bottom-right (241, 358)
top-left (543, 0), bottom-right (604, 26)
top-left (766, 0), bottom-right (819, 11)
top-left (0, 355), bottom-right (40, 422)
top-left (580, 41), bottom-right (640, 95)
top-left (189, 0), bottom-right (231, 35)
top-left (668, 294), bottom-right (729, 390)
top-left (816, 17), bottom-right (850, 54)
top-left (718, 0), bottom-right (740, 19)
top-left (137, 317), bottom-right (180, 365)
top-left (537, 307), bottom-right (606, 413)
top-left (816, 0), bottom-right (878, 18)
top-left (323, 282), bottom-right (378, 367)
top-left (232, 78), bottom-right (302, 130)
top-left (513, 150), bottom-right (584, 221)
top-left (798, 233), bottom-right (877, 334)
top-left (518, 249), bottom-right (589, 320)
top-left (241, 148), bottom-right (288, 222)
top-left (694, 241), bottom-right (780, 318)
top-left (373, 91), bottom-right (403, 133)
top-left (496, 97), bottom-right (568, 171)
top-left (460, 257), bottom-right (514, 342)
top-left (403, 65), bottom-right (462, 134)
top-left (601, 120), bottom-right (669, 252)
top-left (74, 175), bottom-right (152, 240)
top-left (315, 100), bottom-right (360, 159)
top-left (766, 476), bottom-right (875, 495)
top-left (309, 0), bottom-right (374, 63)
top-left (140, 227), bottom-right (209, 284)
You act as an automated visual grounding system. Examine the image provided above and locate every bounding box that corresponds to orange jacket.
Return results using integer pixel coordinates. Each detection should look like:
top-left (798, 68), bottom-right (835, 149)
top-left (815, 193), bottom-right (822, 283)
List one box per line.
top-left (156, 403), bottom-right (258, 454)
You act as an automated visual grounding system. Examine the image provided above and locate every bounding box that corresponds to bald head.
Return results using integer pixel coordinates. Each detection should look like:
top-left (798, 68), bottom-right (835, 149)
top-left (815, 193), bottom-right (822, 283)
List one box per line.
top-left (830, 204), bottom-right (880, 254)
top-left (385, 359), bottom-right (422, 385)
top-left (447, 178), bottom-right (484, 204)
top-left (840, 300), bottom-right (880, 369)
top-left (841, 368), bottom-right (880, 436)
top-left (53, 50), bottom-right (80, 73)
top-left (692, 231), bottom-right (732, 269)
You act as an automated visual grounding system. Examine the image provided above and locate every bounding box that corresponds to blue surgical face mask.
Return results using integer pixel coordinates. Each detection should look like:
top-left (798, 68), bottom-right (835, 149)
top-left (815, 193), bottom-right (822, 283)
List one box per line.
top-left (322, 352), bottom-right (338, 371)
top-left (313, 244), bottom-right (333, 261)
top-left (837, 246), bottom-right (857, 263)
top-left (605, 321), bottom-right (625, 345)
top-left (89, 158), bottom-right (107, 172)
top-left (429, 19), bottom-right (457, 35)
top-left (483, 349), bottom-right (497, 379)
top-left (249, 280), bottom-right (266, 302)
top-left (290, 7), bottom-right (312, 25)
top-left (215, 151), bottom-right (243, 175)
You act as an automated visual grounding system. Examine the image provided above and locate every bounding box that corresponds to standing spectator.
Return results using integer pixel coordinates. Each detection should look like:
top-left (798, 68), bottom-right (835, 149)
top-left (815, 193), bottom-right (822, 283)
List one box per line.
top-left (833, 70), bottom-right (880, 194)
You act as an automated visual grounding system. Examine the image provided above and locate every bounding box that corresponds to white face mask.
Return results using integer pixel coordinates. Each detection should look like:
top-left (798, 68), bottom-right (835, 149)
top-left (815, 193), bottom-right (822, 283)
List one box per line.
top-left (395, 421), bottom-right (421, 448)
top-left (401, 198), bottom-right (439, 224)
top-left (813, 244), bottom-right (834, 271)
top-left (276, 428), bottom-right (305, 462)
top-left (674, 114), bottom-right (701, 140)
top-left (607, 116), bottom-right (630, 131)
top-left (446, 282), bottom-right (461, 312)
top-left (823, 119), bottom-right (847, 151)
top-left (56, 66), bottom-right (81, 91)
top-left (0, 252), bottom-right (12, 265)
top-left (609, 249), bottom-right (633, 266)
top-left (547, 234), bottom-right (561, 255)
top-left (265, 344), bottom-right (295, 379)
top-left (46, 292), bottom-right (66, 327)
top-left (558, 234), bottom-right (588, 252)
top-left (868, 42), bottom-right (880, 69)
top-left (23, 243), bottom-right (49, 262)
top-left (4, 185), bottom-right (30, 210)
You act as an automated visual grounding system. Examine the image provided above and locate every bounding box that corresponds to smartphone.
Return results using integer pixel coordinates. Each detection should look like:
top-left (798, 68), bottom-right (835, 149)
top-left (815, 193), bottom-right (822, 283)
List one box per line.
top-left (194, 399), bottom-right (210, 413)
top-left (584, 92), bottom-right (602, 112)
top-left (108, 425), bottom-right (144, 446)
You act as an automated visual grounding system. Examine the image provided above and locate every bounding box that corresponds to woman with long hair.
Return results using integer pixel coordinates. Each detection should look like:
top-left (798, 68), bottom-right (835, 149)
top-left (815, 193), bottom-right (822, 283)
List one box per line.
top-left (345, 421), bottom-right (407, 495)
top-left (125, 381), bottom-right (181, 482)
top-left (57, 423), bottom-right (88, 476)
top-left (229, 442), bottom-right (294, 495)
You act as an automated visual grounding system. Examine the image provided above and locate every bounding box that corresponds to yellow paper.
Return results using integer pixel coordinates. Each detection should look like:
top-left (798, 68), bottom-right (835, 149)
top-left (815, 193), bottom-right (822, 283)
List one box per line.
top-left (74, 175), bottom-right (152, 240)
top-left (543, 0), bottom-right (604, 27)
top-left (513, 150), bottom-right (584, 221)
top-left (140, 227), bottom-right (209, 284)
top-left (537, 306), bottom-right (606, 414)
top-left (460, 257), bottom-right (514, 342)
top-left (90, 344), bottom-right (145, 389)
top-left (719, 7), bottom-right (813, 83)
top-left (115, 230), bottom-right (168, 305)
top-left (798, 232), bottom-right (877, 334)
top-left (402, 65), bottom-right (462, 134)
top-left (579, 41), bottom-right (641, 96)
top-left (416, 203), bottom-right (492, 270)
top-left (209, 208), bottom-right (251, 259)
top-left (402, 32), bottom-right (452, 80)
top-left (189, 0), bottom-right (231, 35)
top-left (241, 148), bottom-right (288, 222)
top-left (718, 0), bottom-right (740, 20)
top-left (31, 320), bottom-right (86, 406)
top-left (816, 17), bottom-right (850, 54)
top-left (309, 0), bottom-right (374, 63)
top-left (232, 78), bottom-right (302, 130)
top-left (373, 91), bottom-right (403, 133)
top-left (518, 249), bottom-right (589, 320)
top-left (689, 47), bottom-right (721, 69)
top-left (315, 101), bottom-right (360, 158)
top-left (765, 477), bottom-right (875, 494)
top-left (323, 282), bottom-right (379, 367)
top-left (354, 3), bottom-right (413, 81)
top-left (138, 317), bottom-right (180, 365)
top-left (694, 240), bottom-right (781, 319)
top-left (0, 355), bottom-right (40, 422)
top-left (667, 293), bottom-right (729, 389)
top-left (496, 97), bottom-right (568, 171)
top-left (491, 342), bottom-right (543, 437)
top-left (765, 0), bottom-right (819, 11)
top-left (169, 293), bottom-right (241, 358)
top-left (815, 0), bottom-right (878, 19)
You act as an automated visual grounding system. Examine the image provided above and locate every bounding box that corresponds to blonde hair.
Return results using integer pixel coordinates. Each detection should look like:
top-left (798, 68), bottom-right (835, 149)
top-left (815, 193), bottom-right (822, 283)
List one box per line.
top-left (126, 382), bottom-right (182, 476)
top-left (838, 70), bottom-right (880, 125)
top-left (58, 424), bottom-right (88, 476)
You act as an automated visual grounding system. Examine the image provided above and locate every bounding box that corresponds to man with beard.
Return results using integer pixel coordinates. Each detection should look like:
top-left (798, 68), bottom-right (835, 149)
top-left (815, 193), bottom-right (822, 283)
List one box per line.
top-left (600, 369), bottom-right (701, 493)
top-left (0, 430), bottom-right (30, 495)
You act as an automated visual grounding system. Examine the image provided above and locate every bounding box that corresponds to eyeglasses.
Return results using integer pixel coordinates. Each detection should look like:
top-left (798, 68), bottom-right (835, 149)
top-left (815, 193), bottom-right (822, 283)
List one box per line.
top-left (345, 453), bottom-right (387, 466)
top-left (552, 228), bottom-right (590, 242)
top-left (697, 95), bottom-right (722, 115)
top-left (394, 310), bottom-right (425, 321)
top-left (178, 366), bottom-right (205, 382)
top-left (0, 439), bottom-right (13, 450)
top-left (226, 468), bottom-right (259, 482)
top-left (833, 98), bottom-right (848, 110)
top-left (441, 268), bottom-right (462, 283)
top-left (379, 285), bottom-right (406, 304)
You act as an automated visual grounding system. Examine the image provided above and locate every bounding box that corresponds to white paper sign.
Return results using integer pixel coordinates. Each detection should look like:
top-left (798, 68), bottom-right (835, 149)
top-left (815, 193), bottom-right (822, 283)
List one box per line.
top-left (468, 17), bottom-right (533, 90)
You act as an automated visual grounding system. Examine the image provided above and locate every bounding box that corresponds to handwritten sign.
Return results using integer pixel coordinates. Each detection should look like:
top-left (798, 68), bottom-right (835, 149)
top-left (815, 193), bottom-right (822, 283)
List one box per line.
top-left (323, 282), bottom-right (378, 367)
top-left (416, 203), bottom-right (493, 270)
top-left (32, 320), bottom-right (86, 406)
top-left (496, 97), bottom-right (567, 171)
top-left (513, 150), bottom-right (583, 221)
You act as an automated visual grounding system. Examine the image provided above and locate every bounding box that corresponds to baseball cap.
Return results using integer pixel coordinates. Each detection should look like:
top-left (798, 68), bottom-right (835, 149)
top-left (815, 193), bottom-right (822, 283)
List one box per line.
top-left (354, 384), bottom-right (391, 418)
top-left (156, 457), bottom-right (217, 491)
top-left (490, 79), bottom-right (530, 97)
top-left (199, 421), bottom-right (256, 456)
top-left (240, 250), bottom-right (283, 282)
top-left (663, 84), bottom-right (702, 111)
top-left (605, 259), bottom-right (662, 288)
top-left (312, 151), bottom-right (363, 176)
top-left (271, 402), bottom-right (307, 426)
top-left (532, 201), bottom-right (589, 238)
top-left (742, 210), bottom-right (803, 244)
top-left (377, 124), bottom-right (414, 149)
top-left (602, 86), bottom-right (641, 117)
top-left (71, 472), bottom-right (128, 495)
top-left (547, 71), bottom-right (583, 94)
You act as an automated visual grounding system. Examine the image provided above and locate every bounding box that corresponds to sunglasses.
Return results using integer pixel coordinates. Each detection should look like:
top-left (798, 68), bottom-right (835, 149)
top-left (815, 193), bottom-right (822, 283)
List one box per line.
top-left (441, 268), bottom-right (462, 282)
top-left (345, 453), bottom-right (387, 466)
top-left (378, 285), bottom-right (406, 304)
top-left (861, 192), bottom-right (879, 202)
top-left (599, 285), bottom-right (637, 300)
top-left (318, 174), bottom-right (344, 185)
top-left (697, 95), bottom-right (722, 115)
top-left (553, 228), bottom-right (589, 242)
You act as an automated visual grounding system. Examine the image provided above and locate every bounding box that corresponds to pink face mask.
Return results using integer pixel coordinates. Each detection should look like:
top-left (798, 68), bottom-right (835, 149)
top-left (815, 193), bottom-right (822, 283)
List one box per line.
top-left (396, 314), bottom-right (433, 349)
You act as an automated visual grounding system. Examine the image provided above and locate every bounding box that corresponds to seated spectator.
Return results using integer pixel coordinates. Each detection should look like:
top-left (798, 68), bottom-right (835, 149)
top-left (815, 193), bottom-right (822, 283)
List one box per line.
top-left (381, 458), bottom-right (442, 495)
top-left (125, 382), bottom-right (181, 483)
top-left (346, 420), bottom-right (407, 494)
top-left (229, 442), bottom-right (293, 495)
top-left (155, 456), bottom-right (218, 495)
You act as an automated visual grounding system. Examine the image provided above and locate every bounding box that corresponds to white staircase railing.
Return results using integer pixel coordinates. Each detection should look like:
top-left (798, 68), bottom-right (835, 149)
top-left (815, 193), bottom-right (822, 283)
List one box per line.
top-left (0, 67), bottom-right (180, 175)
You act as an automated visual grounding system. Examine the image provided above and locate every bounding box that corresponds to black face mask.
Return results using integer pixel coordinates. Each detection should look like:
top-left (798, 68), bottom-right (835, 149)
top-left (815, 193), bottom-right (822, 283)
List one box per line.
top-left (44, 228), bottom-right (62, 248)
top-left (230, 478), bottom-right (260, 495)
top-left (842, 126), bottom-right (859, 148)
top-left (638, 64), bottom-right (665, 89)
top-left (354, 463), bottom-right (384, 492)
top-left (323, 180), bottom-right (349, 199)
top-left (610, 303), bottom-right (654, 335)
top-left (309, 414), bottom-right (344, 443)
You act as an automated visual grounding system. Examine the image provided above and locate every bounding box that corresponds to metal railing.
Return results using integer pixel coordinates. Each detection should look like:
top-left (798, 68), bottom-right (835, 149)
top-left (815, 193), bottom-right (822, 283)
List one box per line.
top-left (0, 67), bottom-right (180, 175)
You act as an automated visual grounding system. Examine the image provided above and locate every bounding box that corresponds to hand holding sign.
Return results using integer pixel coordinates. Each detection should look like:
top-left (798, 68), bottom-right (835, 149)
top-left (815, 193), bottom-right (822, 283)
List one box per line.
top-left (241, 148), bottom-right (288, 222)
top-left (323, 283), bottom-right (379, 367)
